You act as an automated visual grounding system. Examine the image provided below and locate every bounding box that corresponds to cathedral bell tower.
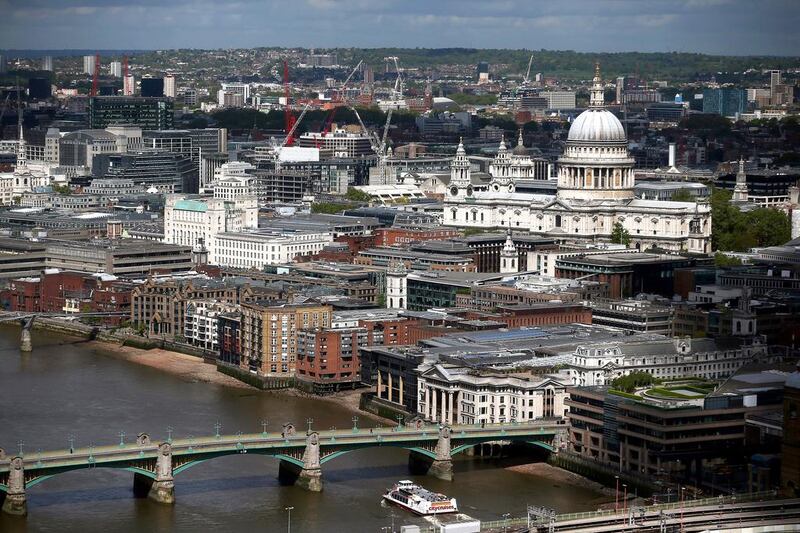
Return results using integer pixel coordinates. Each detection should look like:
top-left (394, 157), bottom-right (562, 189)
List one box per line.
top-left (489, 136), bottom-right (513, 191)
top-left (448, 138), bottom-right (472, 199)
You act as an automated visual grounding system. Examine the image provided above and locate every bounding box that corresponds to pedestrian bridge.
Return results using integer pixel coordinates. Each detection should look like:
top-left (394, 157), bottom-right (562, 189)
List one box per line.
top-left (0, 420), bottom-right (563, 516)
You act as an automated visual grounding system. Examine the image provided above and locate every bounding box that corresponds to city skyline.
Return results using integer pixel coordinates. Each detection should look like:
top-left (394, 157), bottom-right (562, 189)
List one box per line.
top-left (1, 0), bottom-right (799, 56)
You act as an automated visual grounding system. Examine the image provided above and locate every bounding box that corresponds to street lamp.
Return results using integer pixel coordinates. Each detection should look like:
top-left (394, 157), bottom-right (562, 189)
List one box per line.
top-left (68, 435), bottom-right (75, 454)
top-left (285, 506), bottom-right (294, 533)
top-left (306, 418), bottom-right (314, 434)
top-left (502, 512), bottom-right (510, 532)
top-left (261, 419), bottom-right (269, 436)
top-left (615, 475), bottom-right (619, 512)
top-left (680, 486), bottom-right (686, 533)
top-left (352, 415), bottom-right (359, 433)
top-left (622, 484), bottom-right (628, 515)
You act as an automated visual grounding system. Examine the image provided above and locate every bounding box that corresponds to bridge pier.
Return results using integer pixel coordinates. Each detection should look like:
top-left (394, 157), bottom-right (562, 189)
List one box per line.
top-left (409, 425), bottom-right (453, 481)
top-left (20, 327), bottom-right (32, 353)
top-left (1, 457), bottom-right (27, 516)
top-left (279, 432), bottom-right (322, 492)
top-left (133, 443), bottom-right (174, 504)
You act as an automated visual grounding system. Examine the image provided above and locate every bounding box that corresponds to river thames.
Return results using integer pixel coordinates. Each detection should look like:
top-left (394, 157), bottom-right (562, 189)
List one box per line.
top-left (0, 328), bottom-right (606, 532)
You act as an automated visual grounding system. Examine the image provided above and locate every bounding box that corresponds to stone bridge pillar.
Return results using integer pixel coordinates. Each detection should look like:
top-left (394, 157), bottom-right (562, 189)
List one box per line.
top-left (278, 431), bottom-right (322, 492)
top-left (1, 457), bottom-right (27, 516)
top-left (408, 425), bottom-right (453, 481)
top-left (133, 442), bottom-right (175, 504)
top-left (20, 318), bottom-right (34, 352)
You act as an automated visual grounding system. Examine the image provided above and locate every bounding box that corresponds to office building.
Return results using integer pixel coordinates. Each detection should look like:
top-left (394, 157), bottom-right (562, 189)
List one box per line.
top-left (184, 88), bottom-right (197, 106)
top-left (41, 56), bottom-right (53, 72)
top-left (109, 61), bottom-right (122, 78)
top-left (214, 230), bottom-right (333, 269)
top-left (102, 150), bottom-right (196, 193)
top-left (28, 78), bottom-right (51, 100)
top-left (164, 74), bottom-right (176, 98)
top-left (703, 87), bottom-right (747, 117)
top-left (140, 78), bottom-right (164, 98)
top-left (218, 90), bottom-right (245, 108)
top-left (88, 97), bottom-right (174, 129)
top-left (542, 91), bottom-right (577, 109)
top-left (163, 194), bottom-right (258, 262)
top-left (296, 129), bottom-right (374, 158)
top-left (123, 74), bottom-right (135, 96)
top-left (83, 55), bottom-right (96, 76)
top-left (304, 53), bottom-right (338, 67)
top-left (220, 82), bottom-right (250, 103)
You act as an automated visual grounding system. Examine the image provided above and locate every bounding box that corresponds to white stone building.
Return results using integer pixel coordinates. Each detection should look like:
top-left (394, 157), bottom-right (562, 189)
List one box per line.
top-left (163, 195), bottom-right (258, 264)
top-left (416, 363), bottom-right (569, 424)
top-left (443, 64), bottom-right (712, 255)
top-left (563, 335), bottom-right (769, 387)
top-left (214, 230), bottom-right (333, 269)
top-left (184, 299), bottom-right (237, 351)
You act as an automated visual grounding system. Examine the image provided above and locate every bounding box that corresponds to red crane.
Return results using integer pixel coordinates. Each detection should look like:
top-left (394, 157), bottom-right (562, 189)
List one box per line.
top-left (283, 60), bottom-right (296, 146)
top-left (91, 52), bottom-right (100, 96)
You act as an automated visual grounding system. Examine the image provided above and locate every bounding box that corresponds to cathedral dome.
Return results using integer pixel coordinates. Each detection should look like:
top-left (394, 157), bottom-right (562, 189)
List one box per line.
top-left (567, 108), bottom-right (626, 143)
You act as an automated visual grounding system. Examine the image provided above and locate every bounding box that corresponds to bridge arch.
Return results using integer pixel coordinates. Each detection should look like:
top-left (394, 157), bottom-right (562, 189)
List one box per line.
top-left (171, 448), bottom-right (300, 476)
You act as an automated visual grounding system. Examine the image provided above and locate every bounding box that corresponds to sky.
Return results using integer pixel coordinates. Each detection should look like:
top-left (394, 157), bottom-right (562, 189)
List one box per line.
top-left (1, 0), bottom-right (799, 55)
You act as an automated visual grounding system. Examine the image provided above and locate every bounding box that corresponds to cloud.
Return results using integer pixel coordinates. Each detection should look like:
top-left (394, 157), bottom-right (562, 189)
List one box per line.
top-left (0, 0), bottom-right (797, 55)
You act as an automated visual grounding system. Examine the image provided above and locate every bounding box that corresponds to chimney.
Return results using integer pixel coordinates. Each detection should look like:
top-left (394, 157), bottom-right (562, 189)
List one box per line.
top-left (668, 143), bottom-right (676, 168)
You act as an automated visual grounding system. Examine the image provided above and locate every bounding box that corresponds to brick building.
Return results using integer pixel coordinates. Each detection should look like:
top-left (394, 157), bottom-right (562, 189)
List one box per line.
top-left (1, 270), bottom-right (132, 323)
top-left (375, 227), bottom-right (461, 247)
top-left (130, 274), bottom-right (266, 338)
top-left (240, 301), bottom-right (332, 383)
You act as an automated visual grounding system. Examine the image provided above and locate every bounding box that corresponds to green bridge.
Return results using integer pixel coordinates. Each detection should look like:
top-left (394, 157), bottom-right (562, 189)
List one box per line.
top-left (0, 420), bottom-right (562, 516)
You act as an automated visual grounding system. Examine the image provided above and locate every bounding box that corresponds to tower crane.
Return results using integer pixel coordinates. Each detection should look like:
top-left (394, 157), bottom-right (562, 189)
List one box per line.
top-left (523, 54), bottom-right (534, 85)
top-left (383, 56), bottom-right (403, 98)
top-left (319, 60), bottom-right (364, 142)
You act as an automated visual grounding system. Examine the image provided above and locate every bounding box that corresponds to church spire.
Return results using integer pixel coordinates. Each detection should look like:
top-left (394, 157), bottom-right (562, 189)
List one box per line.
top-left (589, 61), bottom-right (605, 108)
top-left (15, 83), bottom-right (27, 172)
top-left (733, 156), bottom-right (749, 202)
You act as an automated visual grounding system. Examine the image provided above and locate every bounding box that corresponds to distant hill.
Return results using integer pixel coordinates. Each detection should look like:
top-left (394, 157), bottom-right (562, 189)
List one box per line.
top-left (4, 47), bottom-right (799, 81)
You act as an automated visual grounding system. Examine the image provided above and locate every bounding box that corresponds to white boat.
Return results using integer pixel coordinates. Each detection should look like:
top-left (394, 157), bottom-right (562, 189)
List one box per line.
top-left (382, 480), bottom-right (458, 515)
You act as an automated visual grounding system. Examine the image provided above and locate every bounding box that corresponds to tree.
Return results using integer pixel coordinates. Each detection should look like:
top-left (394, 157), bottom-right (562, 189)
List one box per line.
top-left (52, 183), bottom-right (71, 195)
top-left (344, 187), bottom-right (372, 203)
top-left (612, 371), bottom-right (658, 393)
top-left (610, 222), bottom-right (631, 245)
top-left (311, 202), bottom-right (349, 215)
top-left (670, 189), bottom-right (695, 202)
top-left (714, 253), bottom-right (743, 267)
top-left (710, 187), bottom-right (791, 251)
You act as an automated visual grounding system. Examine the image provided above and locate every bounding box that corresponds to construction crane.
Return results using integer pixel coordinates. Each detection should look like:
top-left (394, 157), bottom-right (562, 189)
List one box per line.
top-left (523, 54), bottom-right (534, 85)
top-left (319, 60), bottom-right (364, 143)
top-left (383, 56), bottom-right (403, 98)
top-left (283, 60), bottom-right (296, 146)
top-left (282, 103), bottom-right (310, 148)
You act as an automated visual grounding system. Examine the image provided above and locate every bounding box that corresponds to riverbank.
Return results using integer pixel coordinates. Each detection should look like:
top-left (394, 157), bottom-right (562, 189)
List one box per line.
top-left (86, 339), bottom-right (257, 390)
top-left (507, 462), bottom-right (618, 508)
top-left (86, 338), bottom-right (391, 422)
